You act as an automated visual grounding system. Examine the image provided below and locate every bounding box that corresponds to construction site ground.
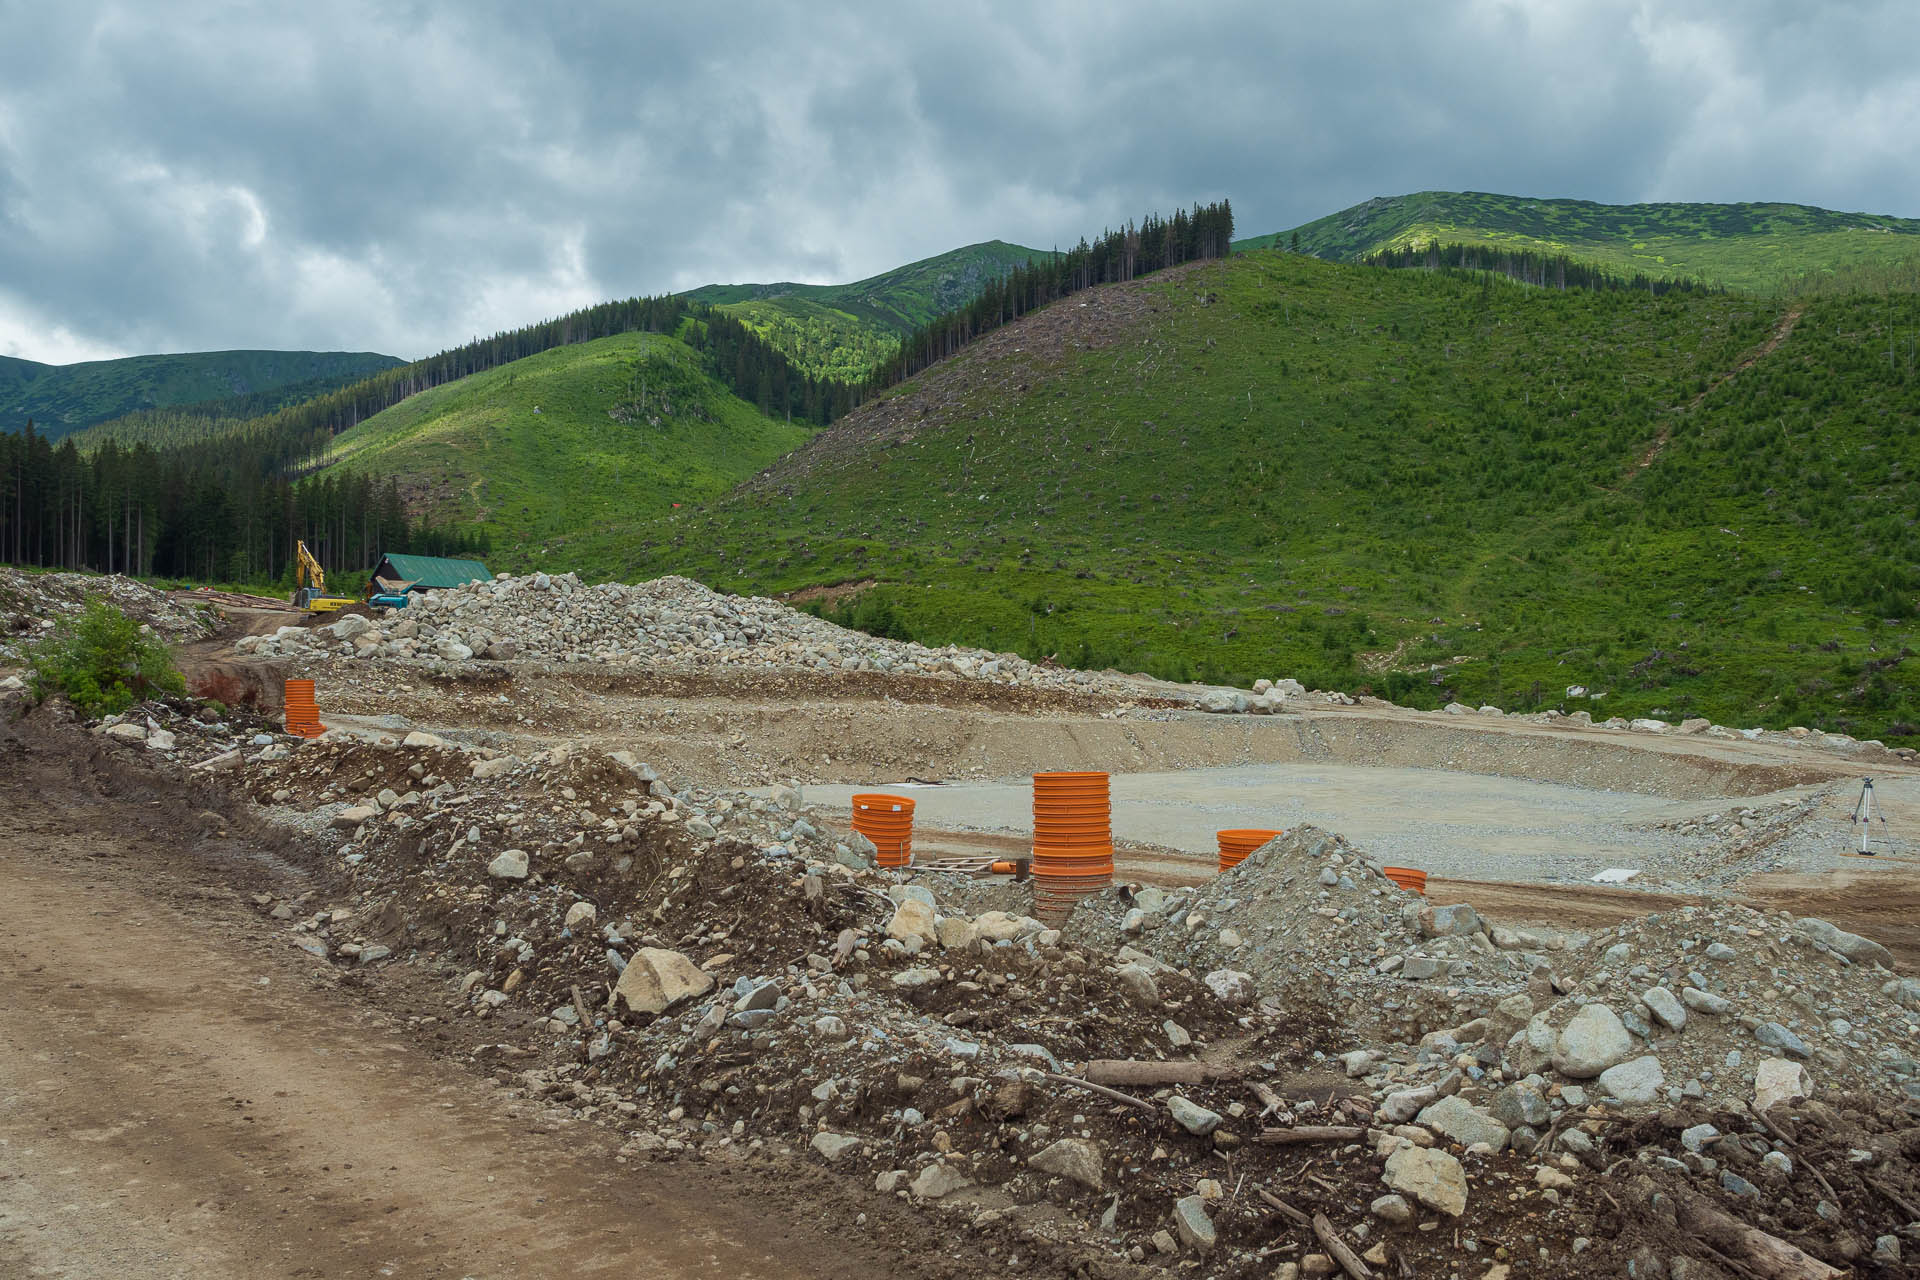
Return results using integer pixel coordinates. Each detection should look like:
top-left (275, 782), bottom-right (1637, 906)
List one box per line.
top-left (6, 586), bottom-right (1920, 1278)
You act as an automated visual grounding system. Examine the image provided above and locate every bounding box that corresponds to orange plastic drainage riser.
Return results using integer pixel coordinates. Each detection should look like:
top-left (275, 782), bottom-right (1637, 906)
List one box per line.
top-left (1216, 827), bottom-right (1284, 873)
top-left (283, 678), bottom-right (326, 739)
top-left (1382, 866), bottom-right (1429, 895)
top-left (1032, 771), bottom-right (1113, 917)
top-left (850, 793), bottom-right (916, 869)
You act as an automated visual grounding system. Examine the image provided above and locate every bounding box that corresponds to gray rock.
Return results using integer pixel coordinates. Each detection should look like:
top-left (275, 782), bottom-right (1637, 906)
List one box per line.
top-left (1417, 1095), bottom-right (1509, 1151)
top-left (1029, 1137), bottom-right (1104, 1189)
top-left (1401, 956), bottom-right (1444, 981)
top-left (1680, 1124), bottom-right (1720, 1153)
top-left (1418, 903), bottom-right (1484, 938)
top-left (811, 1132), bottom-right (861, 1163)
top-left (1873, 1235), bottom-right (1902, 1266)
top-left (1171, 1195), bottom-right (1216, 1251)
top-left (1596, 1055), bottom-right (1665, 1104)
top-left (1381, 1145), bottom-right (1467, 1217)
top-left (1203, 969), bottom-right (1257, 1004)
top-left (1642, 987), bottom-right (1687, 1031)
top-left (1793, 917), bottom-right (1893, 967)
top-left (1168, 1095), bottom-right (1223, 1136)
top-left (1705, 942), bottom-right (1737, 960)
top-left (486, 848), bottom-right (530, 879)
top-left (1340, 1050), bottom-right (1382, 1078)
top-left (1719, 1171), bottom-right (1760, 1198)
top-left (1489, 1083), bottom-right (1549, 1129)
top-left (1681, 987), bottom-right (1730, 1015)
top-left (611, 947), bottom-right (714, 1015)
top-left (1553, 1004), bottom-right (1633, 1078)
top-left (734, 980), bottom-right (781, 1012)
top-left (1370, 1193), bottom-right (1412, 1224)
top-left (1754, 1022), bottom-right (1811, 1059)
top-left (1116, 962), bottom-right (1161, 1008)
top-left (910, 1163), bottom-right (973, 1200)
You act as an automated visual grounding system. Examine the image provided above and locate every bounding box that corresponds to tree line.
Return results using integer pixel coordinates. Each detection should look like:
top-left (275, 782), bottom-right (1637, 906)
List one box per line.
top-left (867, 200), bottom-right (1235, 387)
top-left (0, 424), bottom-right (487, 583)
top-left (7, 293), bottom-right (853, 583)
top-left (1359, 239), bottom-right (1717, 296)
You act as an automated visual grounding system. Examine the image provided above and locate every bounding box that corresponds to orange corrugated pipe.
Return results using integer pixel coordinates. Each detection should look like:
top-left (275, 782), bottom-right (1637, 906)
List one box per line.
top-left (851, 793), bottom-right (916, 868)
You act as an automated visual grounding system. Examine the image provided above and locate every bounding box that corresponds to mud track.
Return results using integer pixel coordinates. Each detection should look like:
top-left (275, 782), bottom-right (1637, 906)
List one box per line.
top-left (0, 723), bottom-right (960, 1280)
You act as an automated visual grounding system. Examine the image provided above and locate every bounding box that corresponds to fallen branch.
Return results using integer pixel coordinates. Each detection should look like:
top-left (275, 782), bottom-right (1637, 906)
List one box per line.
top-left (1256, 1187), bottom-right (1312, 1227)
top-left (1675, 1195), bottom-right (1844, 1280)
top-left (1258, 1125), bottom-right (1365, 1146)
top-left (1745, 1101), bottom-right (1840, 1206)
top-left (1085, 1059), bottom-right (1242, 1087)
top-left (1312, 1212), bottom-right (1376, 1280)
top-left (1044, 1073), bottom-right (1157, 1114)
top-left (1865, 1174), bottom-right (1920, 1222)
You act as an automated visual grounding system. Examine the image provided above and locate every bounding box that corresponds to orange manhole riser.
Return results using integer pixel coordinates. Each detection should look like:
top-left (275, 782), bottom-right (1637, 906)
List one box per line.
top-left (1382, 867), bottom-right (1428, 895)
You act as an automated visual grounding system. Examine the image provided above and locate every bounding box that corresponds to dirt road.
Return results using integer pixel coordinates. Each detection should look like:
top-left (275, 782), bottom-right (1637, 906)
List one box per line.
top-left (0, 735), bottom-right (922, 1280)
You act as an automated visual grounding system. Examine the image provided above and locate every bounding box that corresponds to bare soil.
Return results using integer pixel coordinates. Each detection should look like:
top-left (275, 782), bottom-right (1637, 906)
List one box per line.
top-left (0, 717), bottom-right (989, 1280)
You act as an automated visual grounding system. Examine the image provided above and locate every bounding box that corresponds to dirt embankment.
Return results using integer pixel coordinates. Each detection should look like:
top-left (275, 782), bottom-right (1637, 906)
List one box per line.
top-left (0, 714), bottom-right (981, 1280)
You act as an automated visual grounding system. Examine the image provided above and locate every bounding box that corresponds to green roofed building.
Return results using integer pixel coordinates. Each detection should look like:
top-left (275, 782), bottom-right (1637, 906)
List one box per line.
top-left (368, 552), bottom-right (492, 595)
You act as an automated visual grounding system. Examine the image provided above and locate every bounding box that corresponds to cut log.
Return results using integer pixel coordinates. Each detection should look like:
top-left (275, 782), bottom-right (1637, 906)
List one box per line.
top-left (1083, 1059), bottom-right (1243, 1087)
top-left (1674, 1196), bottom-right (1844, 1280)
top-left (1257, 1125), bottom-right (1366, 1145)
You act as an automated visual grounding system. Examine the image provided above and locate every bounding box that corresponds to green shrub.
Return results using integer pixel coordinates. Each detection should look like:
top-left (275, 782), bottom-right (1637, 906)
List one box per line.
top-left (28, 601), bottom-right (186, 717)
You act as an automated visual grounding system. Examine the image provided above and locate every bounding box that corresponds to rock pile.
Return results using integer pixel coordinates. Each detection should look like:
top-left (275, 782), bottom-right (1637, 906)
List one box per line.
top-left (71, 699), bottom-right (1919, 1278)
top-left (0, 568), bottom-right (217, 661)
top-left (240, 572), bottom-right (1115, 695)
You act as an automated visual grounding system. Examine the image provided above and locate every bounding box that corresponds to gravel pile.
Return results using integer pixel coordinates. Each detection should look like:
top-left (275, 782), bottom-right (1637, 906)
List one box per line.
top-left (0, 568), bottom-right (218, 661)
top-left (242, 571), bottom-right (1120, 694)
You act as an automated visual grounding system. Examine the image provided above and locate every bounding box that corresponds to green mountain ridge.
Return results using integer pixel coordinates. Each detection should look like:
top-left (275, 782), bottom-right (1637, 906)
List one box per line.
top-left (1238, 191), bottom-right (1920, 292)
top-left (1, 348), bottom-right (405, 441)
top-left (686, 240), bottom-right (1045, 381)
top-left (323, 330), bottom-right (811, 560)
top-left (553, 250), bottom-right (1920, 744)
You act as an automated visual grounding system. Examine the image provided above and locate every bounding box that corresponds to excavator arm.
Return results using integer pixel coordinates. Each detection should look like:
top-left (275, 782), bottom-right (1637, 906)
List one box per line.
top-left (293, 540), bottom-right (353, 612)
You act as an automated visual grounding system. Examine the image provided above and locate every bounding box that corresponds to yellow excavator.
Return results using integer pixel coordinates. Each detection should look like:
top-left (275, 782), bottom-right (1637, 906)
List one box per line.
top-left (293, 540), bottom-right (356, 613)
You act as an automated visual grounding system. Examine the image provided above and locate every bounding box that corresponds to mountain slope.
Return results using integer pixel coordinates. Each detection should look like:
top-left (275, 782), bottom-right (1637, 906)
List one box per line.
top-left (686, 240), bottom-right (1045, 380)
top-left (564, 251), bottom-right (1920, 743)
top-left (1239, 191), bottom-right (1920, 291)
top-left (322, 331), bottom-right (810, 560)
top-left (0, 349), bottom-right (404, 440)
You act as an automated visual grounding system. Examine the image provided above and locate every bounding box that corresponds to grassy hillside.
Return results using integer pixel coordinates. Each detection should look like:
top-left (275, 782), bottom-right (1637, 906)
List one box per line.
top-left (561, 250), bottom-right (1920, 744)
top-left (1240, 191), bottom-right (1920, 292)
top-left (687, 240), bottom-right (1045, 380)
top-left (322, 331), bottom-right (810, 562)
top-left (0, 349), bottom-right (403, 440)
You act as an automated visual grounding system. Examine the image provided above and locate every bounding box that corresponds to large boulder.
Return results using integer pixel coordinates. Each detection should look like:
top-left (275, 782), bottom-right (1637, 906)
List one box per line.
top-left (1793, 918), bottom-right (1894, 967)
top-left (612, 947), bottom-right (714, 1016)
top-left (1382, 1145), bottom-right (1467, 1217)
top-left (1552, 1004), bottom-right (1633, 1079)
top-left (1417, 903), bottom-right (1484, 938)
top-left (885, 899), bottom-right (938, 946)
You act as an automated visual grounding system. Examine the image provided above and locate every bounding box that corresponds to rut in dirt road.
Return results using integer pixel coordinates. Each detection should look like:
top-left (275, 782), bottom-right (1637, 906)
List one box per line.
top-left (0, 755), bottom-right (898, 1280)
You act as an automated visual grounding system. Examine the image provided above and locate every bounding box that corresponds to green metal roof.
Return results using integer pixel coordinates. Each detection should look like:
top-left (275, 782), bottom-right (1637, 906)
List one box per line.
top-left (375, 553), bottom-right (492, 589)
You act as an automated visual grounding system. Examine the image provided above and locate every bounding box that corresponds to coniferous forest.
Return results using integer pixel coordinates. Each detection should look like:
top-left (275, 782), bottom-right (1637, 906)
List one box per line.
top-left (1, 296), bottom-right (855, 581)
top-left (1, 201), bottom-right (1235, 585)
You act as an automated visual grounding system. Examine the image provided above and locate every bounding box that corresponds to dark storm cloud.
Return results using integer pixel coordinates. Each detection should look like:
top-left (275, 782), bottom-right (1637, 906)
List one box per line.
top-left (0, 0), bottom-right (1914, 363)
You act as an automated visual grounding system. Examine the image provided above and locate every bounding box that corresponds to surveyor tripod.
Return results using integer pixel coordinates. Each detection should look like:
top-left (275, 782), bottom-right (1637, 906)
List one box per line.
top-left (1850, 777), bottom-right (1889, 856)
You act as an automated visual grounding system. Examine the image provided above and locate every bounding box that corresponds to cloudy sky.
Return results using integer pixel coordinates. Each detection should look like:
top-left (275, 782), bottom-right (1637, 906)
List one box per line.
top-left (2, 0), bottom-right (1915, 364)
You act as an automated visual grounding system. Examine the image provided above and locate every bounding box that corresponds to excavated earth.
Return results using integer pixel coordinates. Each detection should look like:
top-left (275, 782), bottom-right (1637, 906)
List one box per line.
top-left (4, 572), bottom-right (1919, 1280)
